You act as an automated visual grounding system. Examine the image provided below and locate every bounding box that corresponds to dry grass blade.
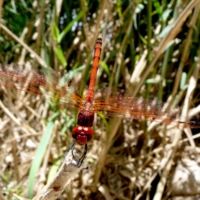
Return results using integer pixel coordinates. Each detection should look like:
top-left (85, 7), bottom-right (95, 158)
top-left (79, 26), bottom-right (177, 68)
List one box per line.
top-left (0, 23), bottom-right (47, 68)
top-left (152, 47), bottom-right (200, 200)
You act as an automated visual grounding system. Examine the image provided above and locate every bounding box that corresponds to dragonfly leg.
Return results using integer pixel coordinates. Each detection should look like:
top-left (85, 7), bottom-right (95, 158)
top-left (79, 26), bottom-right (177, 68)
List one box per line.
top-left (70, 141), bottom-right (87, 167)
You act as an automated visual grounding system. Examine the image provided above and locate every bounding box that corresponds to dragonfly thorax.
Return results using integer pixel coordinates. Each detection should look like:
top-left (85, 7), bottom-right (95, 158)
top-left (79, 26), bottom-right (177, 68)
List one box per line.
top-left (77, 111), bottom-right (94, 127)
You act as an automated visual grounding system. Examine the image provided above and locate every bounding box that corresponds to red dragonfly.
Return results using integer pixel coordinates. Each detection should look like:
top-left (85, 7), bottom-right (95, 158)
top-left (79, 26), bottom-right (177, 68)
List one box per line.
top-left (0, 35), bottom-right (199, 158)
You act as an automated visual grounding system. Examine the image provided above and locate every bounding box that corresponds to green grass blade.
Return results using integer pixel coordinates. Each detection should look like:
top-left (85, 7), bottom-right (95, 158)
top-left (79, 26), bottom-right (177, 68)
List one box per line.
top-left (28, 120), bottom-right (55, 198)
top-left (51, 25), bottom-right (60, 41)
top-left (100, 61), bottom-right (111, 77)
top-left (47, 158), bottom-right (62, 184)
top-left (55, 45), bottom-right (67, 66)
top-left (58, 11), bottom-right (83, 43)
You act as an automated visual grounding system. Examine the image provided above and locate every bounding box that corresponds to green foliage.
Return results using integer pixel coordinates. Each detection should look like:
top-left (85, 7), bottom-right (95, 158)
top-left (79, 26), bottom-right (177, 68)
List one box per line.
top-left (28, 118), bottom-right (58, 197)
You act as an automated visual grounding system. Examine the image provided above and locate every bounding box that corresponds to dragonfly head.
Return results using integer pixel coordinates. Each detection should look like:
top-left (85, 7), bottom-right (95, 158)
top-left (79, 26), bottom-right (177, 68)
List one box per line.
top-left (72, 125), bottom-right (93, 145)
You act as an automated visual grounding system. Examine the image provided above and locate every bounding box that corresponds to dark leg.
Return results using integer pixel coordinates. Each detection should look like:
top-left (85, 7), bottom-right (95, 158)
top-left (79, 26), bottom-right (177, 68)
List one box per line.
top-left (70, 141), bottom-right (88, 167)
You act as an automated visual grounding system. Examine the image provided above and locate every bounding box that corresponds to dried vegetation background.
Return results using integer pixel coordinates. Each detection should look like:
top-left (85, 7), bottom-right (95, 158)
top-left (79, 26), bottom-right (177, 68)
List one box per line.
top-left (0, 0), bottom-right (200, 199)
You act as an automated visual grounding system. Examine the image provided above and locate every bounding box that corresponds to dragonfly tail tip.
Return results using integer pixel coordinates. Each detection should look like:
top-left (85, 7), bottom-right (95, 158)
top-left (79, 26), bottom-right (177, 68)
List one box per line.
top-left (98, 34), bottom-right (102, 40)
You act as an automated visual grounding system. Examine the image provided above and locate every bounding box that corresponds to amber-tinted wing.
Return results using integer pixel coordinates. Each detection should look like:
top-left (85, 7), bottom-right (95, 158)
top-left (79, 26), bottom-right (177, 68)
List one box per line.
top-left (93, 89), bottom-right (177, 118)
top-left (92, 88), bottom-right (200, 127)
top-left (0, 64), bottom-right (85, 110)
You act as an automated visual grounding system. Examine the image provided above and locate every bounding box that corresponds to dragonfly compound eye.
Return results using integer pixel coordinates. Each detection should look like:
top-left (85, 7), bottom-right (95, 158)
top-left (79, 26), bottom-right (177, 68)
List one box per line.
top-left (72, 126), bottom-right (93, 145)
